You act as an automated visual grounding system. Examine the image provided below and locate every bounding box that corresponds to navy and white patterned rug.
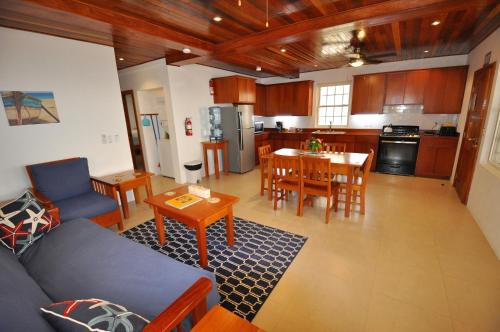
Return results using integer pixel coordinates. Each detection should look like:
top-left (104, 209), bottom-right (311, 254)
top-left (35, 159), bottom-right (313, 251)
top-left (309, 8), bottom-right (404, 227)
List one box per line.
top-left (122, 217), bottom-right (307, 321)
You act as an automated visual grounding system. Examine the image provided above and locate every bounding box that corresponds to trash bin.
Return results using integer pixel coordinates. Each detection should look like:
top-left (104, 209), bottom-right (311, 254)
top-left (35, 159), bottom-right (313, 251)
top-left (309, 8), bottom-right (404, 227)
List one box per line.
top-left (184, 160), bottom-right (202, 183)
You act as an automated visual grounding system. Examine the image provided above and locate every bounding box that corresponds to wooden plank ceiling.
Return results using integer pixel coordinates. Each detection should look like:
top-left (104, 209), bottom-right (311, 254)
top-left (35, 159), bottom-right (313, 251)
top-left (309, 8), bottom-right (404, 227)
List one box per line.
top-left (0, 0), bottom-right (499, 78)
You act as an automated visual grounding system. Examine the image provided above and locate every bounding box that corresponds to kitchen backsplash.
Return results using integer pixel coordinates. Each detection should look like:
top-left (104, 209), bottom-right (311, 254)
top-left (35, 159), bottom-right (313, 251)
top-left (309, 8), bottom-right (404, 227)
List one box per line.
top-left (256, 113), bottom-right (459, 130)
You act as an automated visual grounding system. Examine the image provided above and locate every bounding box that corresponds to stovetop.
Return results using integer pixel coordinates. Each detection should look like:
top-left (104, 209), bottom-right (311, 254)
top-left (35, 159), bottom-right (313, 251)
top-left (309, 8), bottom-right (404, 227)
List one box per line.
top-left (380, 125), bottom-right (420, 138)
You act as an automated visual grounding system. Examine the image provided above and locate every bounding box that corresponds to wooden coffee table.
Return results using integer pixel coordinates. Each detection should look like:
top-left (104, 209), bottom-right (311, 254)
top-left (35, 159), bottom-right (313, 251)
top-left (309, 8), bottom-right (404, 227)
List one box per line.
top-left (93, 170), bottom-right (154, 219)
top-left (144, 186), bottom-right (239, 267)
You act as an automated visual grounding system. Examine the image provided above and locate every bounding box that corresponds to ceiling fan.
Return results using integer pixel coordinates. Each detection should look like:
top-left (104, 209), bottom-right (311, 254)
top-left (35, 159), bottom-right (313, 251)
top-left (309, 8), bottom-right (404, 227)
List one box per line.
top-left (321, 30), bottom-right (387, 67)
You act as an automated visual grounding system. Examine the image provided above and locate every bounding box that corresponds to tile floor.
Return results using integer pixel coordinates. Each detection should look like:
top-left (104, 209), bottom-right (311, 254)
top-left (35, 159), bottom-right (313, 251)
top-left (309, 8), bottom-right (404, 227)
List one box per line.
top-left (120, 169), bottom-right (500, 332)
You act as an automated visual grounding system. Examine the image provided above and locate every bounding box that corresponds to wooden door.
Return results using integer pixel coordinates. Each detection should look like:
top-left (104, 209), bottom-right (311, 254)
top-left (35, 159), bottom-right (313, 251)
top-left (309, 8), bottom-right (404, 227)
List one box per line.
top-left (385, 72), bottom-right (406, 105)
top-left (454, 63), bottom-right (496, 203)
top-left (121, 90), bottom-right (146, 171)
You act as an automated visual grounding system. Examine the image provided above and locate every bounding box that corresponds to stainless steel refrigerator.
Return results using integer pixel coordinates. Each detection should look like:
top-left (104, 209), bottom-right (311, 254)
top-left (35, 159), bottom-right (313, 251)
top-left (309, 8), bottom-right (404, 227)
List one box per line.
top-left (219, 105), bottom-right (255, 173)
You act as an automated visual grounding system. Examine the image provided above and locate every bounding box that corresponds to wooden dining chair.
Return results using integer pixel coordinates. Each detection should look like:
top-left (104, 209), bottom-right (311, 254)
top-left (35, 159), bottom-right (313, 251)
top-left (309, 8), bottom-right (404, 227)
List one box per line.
top-left (272, 155), bottom-right (301, 215)
top-left (323, 142), bottom-right (347, 153)
top-left (258, 144), bottom-right (272, 196)
top-left (333, 149), bottom-right (375, 215)
top-left (300, 156), bottom-right (334, 223)
top-left (299, 140), bottom-right (311, 151)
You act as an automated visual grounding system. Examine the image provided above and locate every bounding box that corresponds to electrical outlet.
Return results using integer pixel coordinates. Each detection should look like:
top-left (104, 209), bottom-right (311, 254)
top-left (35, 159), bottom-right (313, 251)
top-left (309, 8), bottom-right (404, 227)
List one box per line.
top-left (107, 135), bottom-right (113, 144)
top-left (101, 134), bottom-right (107, 144)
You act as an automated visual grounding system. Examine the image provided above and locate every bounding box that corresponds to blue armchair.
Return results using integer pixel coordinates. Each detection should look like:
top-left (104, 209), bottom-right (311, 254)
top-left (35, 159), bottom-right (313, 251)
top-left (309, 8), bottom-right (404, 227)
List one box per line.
top-left (26, 157), bottom-right (123, 230)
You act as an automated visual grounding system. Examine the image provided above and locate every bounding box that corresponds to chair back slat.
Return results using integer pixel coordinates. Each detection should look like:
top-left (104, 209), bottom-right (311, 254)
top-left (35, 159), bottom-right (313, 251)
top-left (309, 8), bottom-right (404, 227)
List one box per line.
top-left (301, 157), bottom-right (332, 188)
top-left (273, 155), bottom-right (301, 183)
top-left (299, 140), bottom-right (311, 151)
top-left (258, 144), bottom-right (272, 164)
top-left (360, 149), bottom-right (375, 186)
top-left (324, 143), bottom-right (347, 153)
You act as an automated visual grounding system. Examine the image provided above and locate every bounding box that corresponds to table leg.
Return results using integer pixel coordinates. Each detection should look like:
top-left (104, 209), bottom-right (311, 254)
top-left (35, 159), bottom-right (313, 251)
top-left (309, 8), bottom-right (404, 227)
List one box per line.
top-left (153, 207), bottom-right (166, 246)
top-left (203, 146), bottom-right (209, 178)
top-left (267, 158), bottom-right (273, 201)
top-left (119, 189), bottom-right (130, 219)
top-left (145, 177), bottom-right (153, 209)
top-left (223, 142), bottom-right (229, 175)
top-left (195, 225), bottom-right (208, 267)
top-left (345, 166), bottom-right (354, 218)
top-left (225, 207), bottom-right (234, 246)
top-left (133, 188), bottom-right (141, 204)
top-left (214, 147), bottom-right (220, 179)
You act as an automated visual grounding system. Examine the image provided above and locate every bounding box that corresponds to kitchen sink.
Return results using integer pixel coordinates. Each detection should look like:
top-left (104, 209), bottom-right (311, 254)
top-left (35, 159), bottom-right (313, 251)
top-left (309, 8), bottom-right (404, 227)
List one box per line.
top-left (312, 130), bottom-right (346, 135)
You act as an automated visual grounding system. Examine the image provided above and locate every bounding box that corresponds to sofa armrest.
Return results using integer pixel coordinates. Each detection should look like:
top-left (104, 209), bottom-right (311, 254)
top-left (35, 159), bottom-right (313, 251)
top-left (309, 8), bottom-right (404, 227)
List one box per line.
top-left (90, 177), bottom-right (118, 200)
top-left (143, 277), bottom-right (212, 332)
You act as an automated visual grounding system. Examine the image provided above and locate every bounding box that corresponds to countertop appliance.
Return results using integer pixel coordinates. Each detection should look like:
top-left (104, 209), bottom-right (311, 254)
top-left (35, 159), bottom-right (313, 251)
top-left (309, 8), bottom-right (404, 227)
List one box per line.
top-left (439, 125), bottom-right (458, 136)
top-left (220, 105), bottom-right (255, 173)
top-left (376, 125), bottom-right (420, 176)
top-left (254, 121), bottom-right (264, 135)
top-left (276, 121), bottom-right (283, 132)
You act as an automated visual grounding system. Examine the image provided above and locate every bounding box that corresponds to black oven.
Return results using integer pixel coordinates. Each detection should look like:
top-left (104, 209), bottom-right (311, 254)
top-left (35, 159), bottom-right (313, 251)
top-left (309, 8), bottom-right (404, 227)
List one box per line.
top-left (376, 125), bottom-right (420, 176)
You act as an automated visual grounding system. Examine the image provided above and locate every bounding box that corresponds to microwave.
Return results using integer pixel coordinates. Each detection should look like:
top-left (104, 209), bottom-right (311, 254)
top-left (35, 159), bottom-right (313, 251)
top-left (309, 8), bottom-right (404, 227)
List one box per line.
top-left (254, 121), bottom-right (264, 134)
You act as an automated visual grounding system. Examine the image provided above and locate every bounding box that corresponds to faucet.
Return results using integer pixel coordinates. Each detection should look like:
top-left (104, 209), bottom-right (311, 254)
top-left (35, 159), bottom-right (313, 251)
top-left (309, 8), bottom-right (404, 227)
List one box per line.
top-left (329, 121), bottom-right (333, 132)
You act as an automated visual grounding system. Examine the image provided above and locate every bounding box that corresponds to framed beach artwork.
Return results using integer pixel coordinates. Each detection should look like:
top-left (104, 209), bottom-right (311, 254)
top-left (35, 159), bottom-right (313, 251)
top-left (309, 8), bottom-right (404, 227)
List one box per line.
top-left (1, 91), bottom-right (60, 126)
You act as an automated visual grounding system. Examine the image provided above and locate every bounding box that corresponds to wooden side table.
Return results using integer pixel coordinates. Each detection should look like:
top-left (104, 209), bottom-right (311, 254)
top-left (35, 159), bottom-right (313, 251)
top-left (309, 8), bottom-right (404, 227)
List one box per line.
top-left (192, 305), bottom-right (264, 332)
top-left (202, 140), bottom-right (229, 179)
top-left (93, 170), bottom-right (154, 219)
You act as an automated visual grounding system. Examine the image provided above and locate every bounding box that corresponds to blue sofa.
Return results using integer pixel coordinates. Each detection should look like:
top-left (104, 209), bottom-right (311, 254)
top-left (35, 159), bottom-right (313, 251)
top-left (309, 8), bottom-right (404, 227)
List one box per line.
top-left (26, 158), bottom-right (124, 230)
top-left (0, 218), bottom-right (219, 331)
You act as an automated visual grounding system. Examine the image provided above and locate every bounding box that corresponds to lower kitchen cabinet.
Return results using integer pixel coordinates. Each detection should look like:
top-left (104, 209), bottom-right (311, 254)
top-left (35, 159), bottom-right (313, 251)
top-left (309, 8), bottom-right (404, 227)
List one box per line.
top-left (415, 136), bottom-right (459, 178)
top-left (254, 132), bottom-right (271, 165)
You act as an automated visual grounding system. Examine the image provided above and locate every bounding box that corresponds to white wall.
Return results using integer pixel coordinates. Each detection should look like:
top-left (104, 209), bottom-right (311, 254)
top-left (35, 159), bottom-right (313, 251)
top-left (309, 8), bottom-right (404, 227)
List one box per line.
top-left (119, 61), bottom-right (243, 183)
top-left (0, 28), bottom-right (133, 201)
top-left (257, 55), bottom-right (468, 130)
top-left (462, 28), bottom-right (500, 259)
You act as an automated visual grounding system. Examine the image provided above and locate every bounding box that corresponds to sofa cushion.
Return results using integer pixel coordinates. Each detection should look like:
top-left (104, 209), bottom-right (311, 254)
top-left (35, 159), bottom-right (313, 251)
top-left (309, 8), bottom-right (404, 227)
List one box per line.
top-left (55, 191), bottom-right (118, 222)
top-left (0, 246), bottom-right (55, 332)
top-left (41, 298), bottom-right (149, 332)
top-left (20, 218), bottom-right (219, 323)
top-left (30, 158), bottom-right (92, 201)
top-left (0, 190), bottom-right (60, 255)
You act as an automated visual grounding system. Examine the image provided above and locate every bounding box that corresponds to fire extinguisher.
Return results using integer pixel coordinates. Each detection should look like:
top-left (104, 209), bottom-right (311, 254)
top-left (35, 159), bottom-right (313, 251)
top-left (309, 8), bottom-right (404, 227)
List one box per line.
top-left (185, 117), bottom-right (193, 136)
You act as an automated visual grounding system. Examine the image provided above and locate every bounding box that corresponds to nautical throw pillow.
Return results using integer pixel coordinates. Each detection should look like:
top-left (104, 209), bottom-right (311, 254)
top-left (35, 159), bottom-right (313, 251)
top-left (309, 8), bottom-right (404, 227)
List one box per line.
top-left (0, 190), bottom-right (59, 255)
top-left (41, 299), bottom-right (150, 332)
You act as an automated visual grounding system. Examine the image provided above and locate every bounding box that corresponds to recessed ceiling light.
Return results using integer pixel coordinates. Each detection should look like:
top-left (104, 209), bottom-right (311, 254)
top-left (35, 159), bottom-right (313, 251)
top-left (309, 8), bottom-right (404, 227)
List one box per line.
top-left (314, 64), bottom-right (318, 67)
top-left (357, 30), bottom-right (366, 40)
top-left (424, 50), bottom-right (429, 53)
top-left (280, 48), bottom-right (286, 53)
top-left (213, 16), bottom-right (222, 22)
top-left (182, 47), bottom-right (191, 54)
top-left (118, 57), bottom-right (124, 61)
top-left (431, 20), bottom-right (440, 26)
top-left (256, 66), bottom-right (262, 72)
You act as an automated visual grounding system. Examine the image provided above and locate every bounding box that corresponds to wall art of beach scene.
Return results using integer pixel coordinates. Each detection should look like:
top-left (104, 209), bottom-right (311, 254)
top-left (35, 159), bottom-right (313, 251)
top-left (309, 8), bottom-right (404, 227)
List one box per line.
top-left (1, 91), bottom-right (60, 126)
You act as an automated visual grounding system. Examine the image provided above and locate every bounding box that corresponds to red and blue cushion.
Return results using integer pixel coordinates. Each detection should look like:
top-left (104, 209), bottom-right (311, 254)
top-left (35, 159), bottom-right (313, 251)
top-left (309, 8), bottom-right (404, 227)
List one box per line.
top-left (0, 190), bottom-right (59, 255)
top-left (41, 299), bottom-right (149, 332)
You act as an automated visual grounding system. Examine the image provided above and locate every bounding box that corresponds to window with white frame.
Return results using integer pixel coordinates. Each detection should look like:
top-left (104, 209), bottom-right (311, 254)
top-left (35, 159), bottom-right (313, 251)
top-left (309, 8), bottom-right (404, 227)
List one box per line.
top-left (318, 84), bottom-right (350, 126)
top-left (489, 112), bottom-right (500, 169)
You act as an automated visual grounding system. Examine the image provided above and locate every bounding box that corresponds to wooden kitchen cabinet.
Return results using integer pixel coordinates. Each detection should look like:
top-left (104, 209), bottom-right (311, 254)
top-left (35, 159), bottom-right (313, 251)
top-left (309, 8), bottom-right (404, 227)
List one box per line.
top-left (404, 70), bottom-right (429, 104)
top-left (385, 71), bottom-right (406, 105)
top-left (351, 73), bottom-right (386, 114)
top-left (423, 66), bottom-right (467, 114)
top-left (265, 81), bottom-right (313, 116)
top-left (212, 75), bottom-right (256, 104)
top-left (254, 83), bottom-right (267, 116)
top-left (415, 136), bottom-right (459, 178)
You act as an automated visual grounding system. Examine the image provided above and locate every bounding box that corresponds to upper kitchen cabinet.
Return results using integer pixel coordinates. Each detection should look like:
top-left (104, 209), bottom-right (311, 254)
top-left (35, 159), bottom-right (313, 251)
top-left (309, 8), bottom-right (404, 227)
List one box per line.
top-left (212, 75), bottom-right (256, 104)
top-left (254, 83), bottom-right (267, 116)
top-left (351, 73), bottom-right (386, 114)
top-left (424, 66), bottom-right (468, 114)
top-left (265, 80), bottom-right (313, 116)
top-left (385, 70), bottom-right (428, 105)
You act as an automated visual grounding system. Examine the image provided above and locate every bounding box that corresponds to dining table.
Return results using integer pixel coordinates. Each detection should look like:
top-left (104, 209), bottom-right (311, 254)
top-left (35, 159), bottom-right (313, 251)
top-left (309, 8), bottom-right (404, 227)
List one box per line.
top-left (263, 148), bottom-right (369, 218)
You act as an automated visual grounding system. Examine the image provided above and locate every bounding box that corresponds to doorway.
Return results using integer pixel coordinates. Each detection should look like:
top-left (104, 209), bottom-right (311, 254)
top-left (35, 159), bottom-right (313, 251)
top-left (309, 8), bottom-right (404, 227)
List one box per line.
top-left (454, 63), bottom-right (496, 204)
top-left (121, 90), bottom-right (146, 171)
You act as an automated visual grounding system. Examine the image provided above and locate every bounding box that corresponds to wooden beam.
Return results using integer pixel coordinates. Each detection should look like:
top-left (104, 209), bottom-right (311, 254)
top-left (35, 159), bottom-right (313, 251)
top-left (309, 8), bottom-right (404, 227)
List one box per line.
top-left (214, 0), bottom-right (482, 56)
top-left (306, 0), bottom-right (329, 16)
top-left (215, 54), bottom-right (300, 78)
top-left (24, 0), bottom-right (214, 55)
top-left (165, 53), bottom-right (205, 66)
top-left (391, 22), bottom-right (402, 57)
